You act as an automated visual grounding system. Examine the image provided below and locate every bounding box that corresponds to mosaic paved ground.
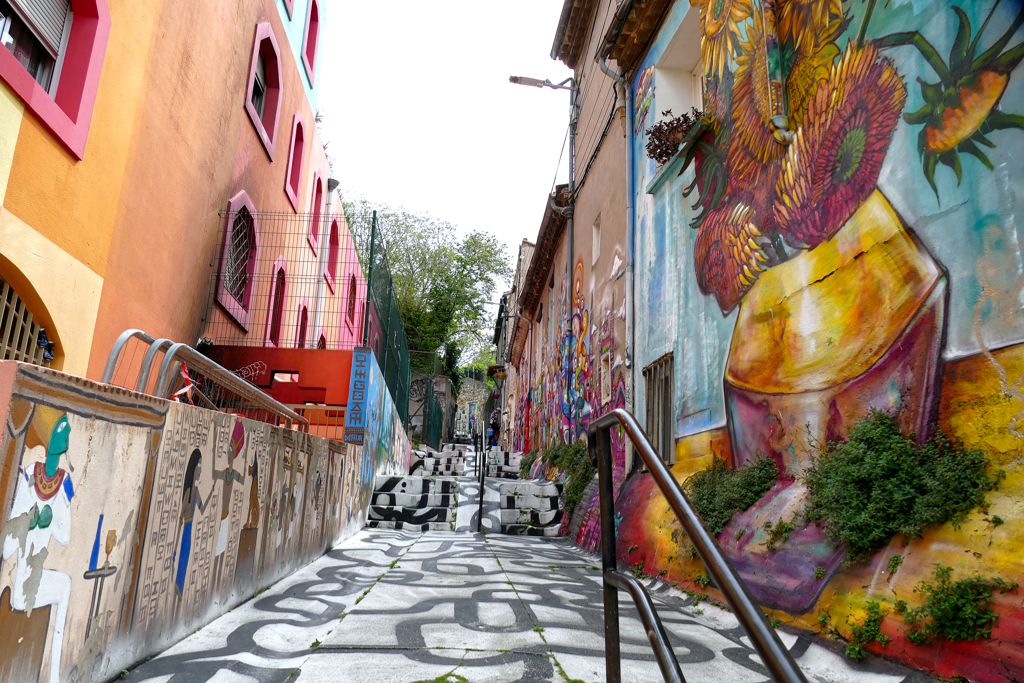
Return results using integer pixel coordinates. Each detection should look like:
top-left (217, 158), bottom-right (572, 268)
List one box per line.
top-left (124, 526), bottom-right (935, 683)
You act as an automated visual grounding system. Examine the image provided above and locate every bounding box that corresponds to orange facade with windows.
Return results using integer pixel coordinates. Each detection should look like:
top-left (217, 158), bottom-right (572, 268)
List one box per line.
top-left (0, 0), bottom-right (342, 381)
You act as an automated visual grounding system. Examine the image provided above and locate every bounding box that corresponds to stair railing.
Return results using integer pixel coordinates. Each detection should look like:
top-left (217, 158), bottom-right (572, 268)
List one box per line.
top-left (103, 329), bottom-right (308, 430)
top-left (587, 408), bottom-right (808, 683)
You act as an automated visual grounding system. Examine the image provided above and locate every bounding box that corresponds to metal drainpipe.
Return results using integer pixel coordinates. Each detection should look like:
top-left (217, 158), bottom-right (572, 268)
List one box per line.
top-left (598, 52), bottom-right (637, 465)
top-left (312, 177), bottom-right (340, 346)
top-left (566, 79), bottom-right (577, 442)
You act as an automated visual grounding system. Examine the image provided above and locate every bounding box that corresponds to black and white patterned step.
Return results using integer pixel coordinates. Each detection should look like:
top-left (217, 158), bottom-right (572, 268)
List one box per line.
top-left (499, 508), bottom-right (562, 526)
top-left (366, 520), bottom-right (451, 532)
top-left (368, 505), bottom-right (453, 523)
top-left (374, 475), bottom-right (457, 495)
top-left (373, 492), bottom-right (453, 507)
top-left (501, 523), bottom-right (561, 537)
top-left (486, 451), bottom-right (524, 478)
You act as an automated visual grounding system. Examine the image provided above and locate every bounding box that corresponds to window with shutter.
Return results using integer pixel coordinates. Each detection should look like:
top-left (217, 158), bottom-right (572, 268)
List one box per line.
top-left (0, 0), bottom-right (71, 92)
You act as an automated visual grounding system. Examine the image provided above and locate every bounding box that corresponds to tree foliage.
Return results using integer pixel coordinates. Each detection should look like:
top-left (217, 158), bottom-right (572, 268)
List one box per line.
top-left (342, 197), bottom-right (511, 393)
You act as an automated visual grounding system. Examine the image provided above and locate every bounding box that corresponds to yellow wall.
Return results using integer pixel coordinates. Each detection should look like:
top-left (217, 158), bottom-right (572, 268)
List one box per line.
top-left (0, 209), bottom-right (103, 376)
top-left (0, 82), bottom-right (22, 201)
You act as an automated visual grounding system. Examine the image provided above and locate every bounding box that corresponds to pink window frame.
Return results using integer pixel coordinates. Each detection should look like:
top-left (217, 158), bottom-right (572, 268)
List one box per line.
top-left (0, 0), bottom-right (111, 160)
top-left (301, 0), bottom-right (321, 87)
top-left (295, 298), bottom-right (310, 348)
top-left (324, 217), bottom-right (340, 293)
top-left (244, 23), bottom-right (284, 161)
top-left (284, 111), bottom-right (305, 211)
top-left (215, 191), bottom-right (261, 332)
top-left (307, 168), bottom-right (324, 254)
top-left (282, 0), bottom-right (295, 19)
top-left (265, 257), bottom-right (288, 347)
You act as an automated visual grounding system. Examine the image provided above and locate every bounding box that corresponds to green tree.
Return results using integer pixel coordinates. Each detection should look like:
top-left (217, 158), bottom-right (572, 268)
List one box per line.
top-left (342, 197), bottom-right (511, 394)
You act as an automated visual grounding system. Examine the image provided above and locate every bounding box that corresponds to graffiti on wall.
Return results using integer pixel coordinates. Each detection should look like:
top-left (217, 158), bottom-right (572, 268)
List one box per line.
top-left (612, 0), bottom-right (1024, 680)
top-left (0, 362), bottom-right (400, 683)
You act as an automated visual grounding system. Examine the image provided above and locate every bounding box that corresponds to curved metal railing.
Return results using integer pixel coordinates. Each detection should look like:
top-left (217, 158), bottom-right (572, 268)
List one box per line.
top-left (102, 329), bottom-right (308, 430)
top-left (587, 408), bottom-right (808, 683)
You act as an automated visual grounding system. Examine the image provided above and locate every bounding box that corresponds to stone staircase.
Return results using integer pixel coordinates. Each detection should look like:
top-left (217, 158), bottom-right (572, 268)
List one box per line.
top-left (411, 447), bottom-right (467, 477)
top-left (486, 450), bottom-right (523, 479)
top-left (499, 479), bottom-right (563, 536)
top-left (366, 475), bottom-right (458, 531)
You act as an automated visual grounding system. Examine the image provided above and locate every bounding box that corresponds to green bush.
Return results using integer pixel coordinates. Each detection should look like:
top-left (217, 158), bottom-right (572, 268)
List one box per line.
top-left (541, 439), bottom-right (596, 521)
top-left (519, 450), bottom-right (538, 478)
top-left (901, 564), bottom-right (1018, 644)
top-left (845, 601), bottom-right (891, 661)
top-left (685, 456), bottom-right (779, 535)
top-left (804, 410), bottom-right (1003, 563)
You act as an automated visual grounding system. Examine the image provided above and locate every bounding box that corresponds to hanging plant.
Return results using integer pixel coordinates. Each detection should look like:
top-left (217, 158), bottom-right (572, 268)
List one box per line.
top-left (646, 108), bottom-right (705, 164)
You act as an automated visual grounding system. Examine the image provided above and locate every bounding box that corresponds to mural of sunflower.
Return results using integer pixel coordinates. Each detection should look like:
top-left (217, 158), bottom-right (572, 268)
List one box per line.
top-left (700, 0), bottom-right (754, 80)
top-left (774, 44), bottom-right (907, 248)
top-left (694, 200), bottom-right (770, 312)
top-left (876, 1), bottom-right (1024, 197)
top-left (730, 5), bottom-right (779, 168)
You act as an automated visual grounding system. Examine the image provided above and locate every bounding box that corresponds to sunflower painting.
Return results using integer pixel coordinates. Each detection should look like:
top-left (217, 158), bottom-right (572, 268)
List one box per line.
top-left (688, 0), bottom-right (1024, 312)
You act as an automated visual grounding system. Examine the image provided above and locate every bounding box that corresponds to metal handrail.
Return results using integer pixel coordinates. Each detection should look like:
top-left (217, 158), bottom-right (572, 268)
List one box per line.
top-left (587, 408), bottom-right (808, 683)
top-left (101, 329), bottom-right (156, 384)
top-left (136, 338), bottom-right (174, 393)
top-left (152, 341), bottom-right (308, 430)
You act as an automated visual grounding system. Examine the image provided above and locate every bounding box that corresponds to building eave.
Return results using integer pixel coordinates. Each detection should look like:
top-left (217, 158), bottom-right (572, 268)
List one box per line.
top-left (509, 187), bottom-right (569, 366)
top-left (550, 0), bottom-right (600, 69)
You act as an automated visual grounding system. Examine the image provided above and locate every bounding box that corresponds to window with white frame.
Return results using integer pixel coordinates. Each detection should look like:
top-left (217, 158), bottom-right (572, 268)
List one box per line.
top-left (643, 353), bottom-right (674, 464)
top-left (592, 214), bottom-right (601, 266)
top-left (652, 8), bottom-right (703, 129)
top-left (0, 0), bottom-right (73, 95)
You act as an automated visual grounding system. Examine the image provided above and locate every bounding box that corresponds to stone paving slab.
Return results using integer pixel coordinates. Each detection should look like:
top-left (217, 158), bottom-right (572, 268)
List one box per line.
top-left (123, 529), bottom-right (935, 683)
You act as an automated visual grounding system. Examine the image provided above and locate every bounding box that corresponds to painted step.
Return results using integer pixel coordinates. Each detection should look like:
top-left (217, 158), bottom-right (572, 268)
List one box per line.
top-left (487, 451), bottom-right (523, 465)
top-left (499, 480), bottom-right (563, 497)
top-left (368, 505), bottom-right (453, 523)
top-left (374, 475), bottom-right (457, 495)
top-left (424, 456), bottom-right (465, 466)
top-left (499, 508), bottom-right (562, 526)
top-left (501, 523), bottom-right (561, 537)
top-left (500, 493), bottom-right (560, 511)
top-left (372, 492), bottom-right (453, 507)
top-left (367, 520), bottom-right (451, 532)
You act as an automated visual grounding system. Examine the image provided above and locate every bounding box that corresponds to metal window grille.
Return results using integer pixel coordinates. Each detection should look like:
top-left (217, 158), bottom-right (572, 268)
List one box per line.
top-left (252, 52), bottom-right (266, 118)
top-left (269, 269), bottom-right (285, 345)
top-left (224, 208), bottom-right (254, 305)
top-left (0, 276), bottom-right (50, 366)
top-left (643, 353), bottom-right (674, 464)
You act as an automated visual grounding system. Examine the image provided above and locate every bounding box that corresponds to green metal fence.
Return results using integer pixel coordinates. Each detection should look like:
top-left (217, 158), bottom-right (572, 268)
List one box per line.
top-left (346, 210), bottom-right (411, 427)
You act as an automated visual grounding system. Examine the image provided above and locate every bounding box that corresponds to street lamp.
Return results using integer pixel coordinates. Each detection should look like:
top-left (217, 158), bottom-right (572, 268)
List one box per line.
top-left (509, 76), bottom-right (573, 91)
top-left (509, 73), bottom-right (579, 440)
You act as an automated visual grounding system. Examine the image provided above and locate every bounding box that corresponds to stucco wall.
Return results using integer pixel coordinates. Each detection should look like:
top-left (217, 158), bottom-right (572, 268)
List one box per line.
top-left (0, 361), bottom-right (392, 683)
top-left (602, 0), bottom-right (1024, 680)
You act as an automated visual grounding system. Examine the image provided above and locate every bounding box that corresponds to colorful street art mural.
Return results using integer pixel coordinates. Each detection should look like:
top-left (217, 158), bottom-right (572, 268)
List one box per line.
top-left (0, 360), bottom-right (406, 683)
top-left (591, 0), bottom-right (1024, 680)
top-left (344, 348), bottom-right (412, 485)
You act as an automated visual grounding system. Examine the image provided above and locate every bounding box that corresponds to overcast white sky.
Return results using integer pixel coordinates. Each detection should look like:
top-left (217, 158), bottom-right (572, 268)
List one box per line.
top-left (318, 1), bottom-right (573, 287)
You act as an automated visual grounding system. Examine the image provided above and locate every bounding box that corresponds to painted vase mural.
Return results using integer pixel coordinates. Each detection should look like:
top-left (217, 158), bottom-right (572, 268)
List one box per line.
top-left (682, 0), bottom-right (1024, 609)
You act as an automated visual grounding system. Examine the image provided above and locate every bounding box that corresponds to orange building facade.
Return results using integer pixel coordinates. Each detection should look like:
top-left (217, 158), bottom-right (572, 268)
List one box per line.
top-left (0, 0), bottom-right (348, 381)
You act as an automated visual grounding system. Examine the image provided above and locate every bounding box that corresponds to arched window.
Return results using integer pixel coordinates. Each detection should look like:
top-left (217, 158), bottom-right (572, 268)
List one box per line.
top-left (346, 274), bottom-right (357, 322)
top-left (325, 219), bottom-right (340, 290)
top-left (225, 208), bottom-right (255, 305)
top-left (268, 266), bottom-right (286, 346)
top-left (0, 274), bottom-right (54, 366)
top-left (245, 24), bottom-right (283, 159)
top-left (308, 173), bottom-right (323, 252)
top-left (301, 0), bottom-right (321, 86)
top-left (284, 112), bottom-right (305, 209)
top-left (317, 333), bottom-right (326, 350)
top-left (296, 304), bottom-right (309, 348)
top-left (216, 191), bottom-right (261, 331)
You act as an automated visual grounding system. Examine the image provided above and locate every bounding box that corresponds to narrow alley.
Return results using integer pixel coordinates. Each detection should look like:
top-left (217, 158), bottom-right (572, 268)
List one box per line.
top-left (119, 452), bottom-right (929, 683)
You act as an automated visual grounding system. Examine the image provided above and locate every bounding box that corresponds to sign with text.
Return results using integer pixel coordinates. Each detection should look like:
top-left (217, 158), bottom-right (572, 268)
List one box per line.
top-left (344, 348), bottom-right (371, 444)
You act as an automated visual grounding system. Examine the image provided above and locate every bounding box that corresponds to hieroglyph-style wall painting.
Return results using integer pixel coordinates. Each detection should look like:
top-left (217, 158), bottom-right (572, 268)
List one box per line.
top-left (0, 362), bottom-right (392, 683)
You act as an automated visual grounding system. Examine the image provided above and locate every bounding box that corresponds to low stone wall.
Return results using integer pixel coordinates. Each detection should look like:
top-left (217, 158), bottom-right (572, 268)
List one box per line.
top-left (0, 362), bottom-right (403, 683)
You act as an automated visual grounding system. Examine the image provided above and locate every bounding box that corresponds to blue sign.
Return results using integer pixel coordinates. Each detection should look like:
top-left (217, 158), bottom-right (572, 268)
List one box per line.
top-left (344, 348), bottom-right (370, 444)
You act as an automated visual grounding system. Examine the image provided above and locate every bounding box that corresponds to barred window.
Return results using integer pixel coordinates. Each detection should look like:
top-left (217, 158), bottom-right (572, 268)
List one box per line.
top-left (224, 208), bottom-right (255, 307)
top-left (643, 353), bottom-right (674, 464)
top-left (269, 268), bottom-right (286, 346)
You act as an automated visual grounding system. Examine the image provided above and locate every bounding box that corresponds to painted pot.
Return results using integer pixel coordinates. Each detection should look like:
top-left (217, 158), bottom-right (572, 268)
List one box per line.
top-left (718, 189), bottom-right (947, 611)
